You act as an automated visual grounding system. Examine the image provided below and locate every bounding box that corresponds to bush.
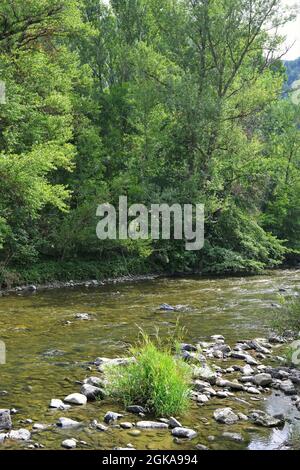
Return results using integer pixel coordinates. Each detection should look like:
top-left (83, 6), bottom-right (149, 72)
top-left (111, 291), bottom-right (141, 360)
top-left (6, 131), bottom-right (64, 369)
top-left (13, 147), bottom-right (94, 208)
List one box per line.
top-left (108, 334), bottom-right (191, 417)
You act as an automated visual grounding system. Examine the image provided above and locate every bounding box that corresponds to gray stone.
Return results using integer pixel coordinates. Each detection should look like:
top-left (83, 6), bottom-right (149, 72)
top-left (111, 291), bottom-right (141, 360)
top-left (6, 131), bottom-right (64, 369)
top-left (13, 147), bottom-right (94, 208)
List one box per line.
top-left (193, 365), bottom-right (217, 384)
top-left (253, 373), bottom-right (272, 387)
top-left (213, 408), bottom-right (239, 425)
top-left (248, 410), bottom-right (285, 427)
top-left (197, 394), bottom-right (210, 403)
top-left (196, 444), bottom-right (209, 450)
top-left (126, 405), bottom-right (146, 414)
top-left (49, 399), bottom-right (71, 410)
top-left (222, 432), bottom-right (244, 442)
top-left (32, 423), bottom-right (48, 431)
top-left (84, 376), bottom-right (106, 388)
top-left (57, 417), bottom-right (81, 428)
top-left (120, 422), bottom-right (134, 429)
top-left (7, 429), bottom-right (31, 440)
top-left (171, 427), bottom-right (197, 439)
top-left (104, 412), bottom-right (123, 424)
top-left (180, 343), bottom-right (197, 352)
top-left (80, 384), bottom-right (105, 401)
top-left (136, 421), bottom-right (168, 429)
top-left (64, 393), bottom-right (87, 405)
top-left (75, 313), bottom-right (91, 320)
top-left (168, 417), bottom-right (182, 428)
top-left (216, 378), bottom-right (245, 391)
top-left (280, 380), bottom-right (296, 395)
top-left (62, 438), bottom-right (77, 449)
top-left (0, 409), bottom-right (12, 431)
top-left (246, 387), bottom-right (261, 395)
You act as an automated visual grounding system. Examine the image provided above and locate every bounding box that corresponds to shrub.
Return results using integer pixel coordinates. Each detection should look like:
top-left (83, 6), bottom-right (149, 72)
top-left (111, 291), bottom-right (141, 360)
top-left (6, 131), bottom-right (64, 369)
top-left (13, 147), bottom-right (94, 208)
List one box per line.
top-left (108, 334), bottom-right (191, 417)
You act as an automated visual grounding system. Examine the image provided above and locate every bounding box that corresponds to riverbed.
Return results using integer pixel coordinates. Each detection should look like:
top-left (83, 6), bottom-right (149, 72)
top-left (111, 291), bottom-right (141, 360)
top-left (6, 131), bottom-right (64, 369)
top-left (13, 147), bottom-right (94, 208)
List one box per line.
top-left (0, 269), bottom-right (300, 450)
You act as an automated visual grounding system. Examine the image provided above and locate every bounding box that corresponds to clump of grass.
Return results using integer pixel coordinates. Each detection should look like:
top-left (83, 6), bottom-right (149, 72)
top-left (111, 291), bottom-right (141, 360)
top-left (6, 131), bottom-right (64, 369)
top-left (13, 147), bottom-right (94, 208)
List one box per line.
top-left (273, 295), bottom-right (300, 336)
top-left (108, 332), bottom-right (191, 417)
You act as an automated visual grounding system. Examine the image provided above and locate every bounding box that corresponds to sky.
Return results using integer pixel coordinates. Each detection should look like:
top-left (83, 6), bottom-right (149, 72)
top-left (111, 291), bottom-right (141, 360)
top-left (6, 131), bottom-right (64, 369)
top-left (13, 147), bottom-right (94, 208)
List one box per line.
top-left (281, 0), bottom-right (300, 60)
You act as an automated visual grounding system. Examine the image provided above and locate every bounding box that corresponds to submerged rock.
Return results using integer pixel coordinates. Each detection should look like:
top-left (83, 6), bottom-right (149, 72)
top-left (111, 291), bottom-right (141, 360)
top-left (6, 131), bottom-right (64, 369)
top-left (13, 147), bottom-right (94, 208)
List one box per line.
top-left (75, 313), bottom-right (91, 321)
top-left (248, 410), bottom-right (285, 428)
top-left (213, 408), bottom-right (239, 425)
top-left (57, 417), bottom-right (81, 428)
top-left (171, 427), bottom-right (197, 439)
top-left (196, 444), bottom-right (209, 450)
top-left (280, 380), bottom-right (296, 396)
top-left (136, 421), bottom-right (168, 429)
top-left (49, 399), bottom-right (71, 410)
top-left (222, 432), bottom-right (244, 442)
top-left (159, 304), bottom-right (175, 311)
top-left (216, 378), bottom-right (245, 391)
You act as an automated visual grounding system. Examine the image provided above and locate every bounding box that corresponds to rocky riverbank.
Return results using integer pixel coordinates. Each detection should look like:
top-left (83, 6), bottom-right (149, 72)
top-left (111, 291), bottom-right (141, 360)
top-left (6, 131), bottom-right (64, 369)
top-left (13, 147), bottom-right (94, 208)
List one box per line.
top-left (0, 274), bottom-right (159, 297)
top-left (1, 330), bottom-right (299, 450)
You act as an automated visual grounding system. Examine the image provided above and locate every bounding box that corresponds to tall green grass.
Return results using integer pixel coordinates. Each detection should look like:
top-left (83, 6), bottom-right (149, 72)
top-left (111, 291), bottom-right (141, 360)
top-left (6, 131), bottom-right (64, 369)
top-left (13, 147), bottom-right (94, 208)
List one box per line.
top-left (108, 333), bottom-right (191, 417)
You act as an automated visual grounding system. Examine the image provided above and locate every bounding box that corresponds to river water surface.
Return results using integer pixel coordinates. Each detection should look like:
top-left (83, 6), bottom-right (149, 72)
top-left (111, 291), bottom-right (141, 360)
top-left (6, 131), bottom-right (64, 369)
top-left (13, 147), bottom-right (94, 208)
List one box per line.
top-left (0, 269), bottom-right (300, 450)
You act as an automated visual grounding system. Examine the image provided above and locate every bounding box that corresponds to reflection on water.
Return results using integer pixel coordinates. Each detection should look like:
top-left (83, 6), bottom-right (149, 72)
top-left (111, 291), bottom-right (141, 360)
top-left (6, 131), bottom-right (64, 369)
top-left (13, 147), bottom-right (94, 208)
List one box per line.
top-left (0, 269), bottom-right (299, 450)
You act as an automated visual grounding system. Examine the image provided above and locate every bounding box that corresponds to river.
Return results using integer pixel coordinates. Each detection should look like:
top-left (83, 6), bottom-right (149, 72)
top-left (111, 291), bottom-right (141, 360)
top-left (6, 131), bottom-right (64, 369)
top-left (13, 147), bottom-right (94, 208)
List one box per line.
top-left (0, 269), bottom-right (299, 450)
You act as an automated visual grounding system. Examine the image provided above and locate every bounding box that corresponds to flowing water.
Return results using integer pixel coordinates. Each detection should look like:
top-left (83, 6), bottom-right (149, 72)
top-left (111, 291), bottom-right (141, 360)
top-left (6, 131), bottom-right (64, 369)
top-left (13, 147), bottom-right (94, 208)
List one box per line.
top-left (0, 269), bottom-right (300, 450)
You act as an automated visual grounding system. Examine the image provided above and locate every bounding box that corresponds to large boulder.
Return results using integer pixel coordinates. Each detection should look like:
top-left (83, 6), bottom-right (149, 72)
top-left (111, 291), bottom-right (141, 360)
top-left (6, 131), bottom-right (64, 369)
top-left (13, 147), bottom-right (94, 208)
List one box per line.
top-left (213, 408), bottom-right (239, 425)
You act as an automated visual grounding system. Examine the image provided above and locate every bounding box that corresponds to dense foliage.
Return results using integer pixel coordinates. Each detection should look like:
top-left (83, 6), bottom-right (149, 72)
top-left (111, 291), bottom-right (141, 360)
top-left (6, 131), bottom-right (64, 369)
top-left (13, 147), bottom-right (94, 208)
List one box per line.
top-left (0, 0), bottom-right (300, 286)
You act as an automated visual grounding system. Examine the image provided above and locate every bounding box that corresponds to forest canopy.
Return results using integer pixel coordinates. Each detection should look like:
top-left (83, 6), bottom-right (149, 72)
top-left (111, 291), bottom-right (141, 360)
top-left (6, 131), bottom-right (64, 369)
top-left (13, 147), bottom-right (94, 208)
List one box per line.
top-left (0, 0), bottom-right (300, 286)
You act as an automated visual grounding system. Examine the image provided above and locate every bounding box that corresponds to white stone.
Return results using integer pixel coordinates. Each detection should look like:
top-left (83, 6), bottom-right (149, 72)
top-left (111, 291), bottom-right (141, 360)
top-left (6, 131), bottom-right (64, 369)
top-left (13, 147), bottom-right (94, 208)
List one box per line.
top-left (64, 393), bottom-right (87, 405)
